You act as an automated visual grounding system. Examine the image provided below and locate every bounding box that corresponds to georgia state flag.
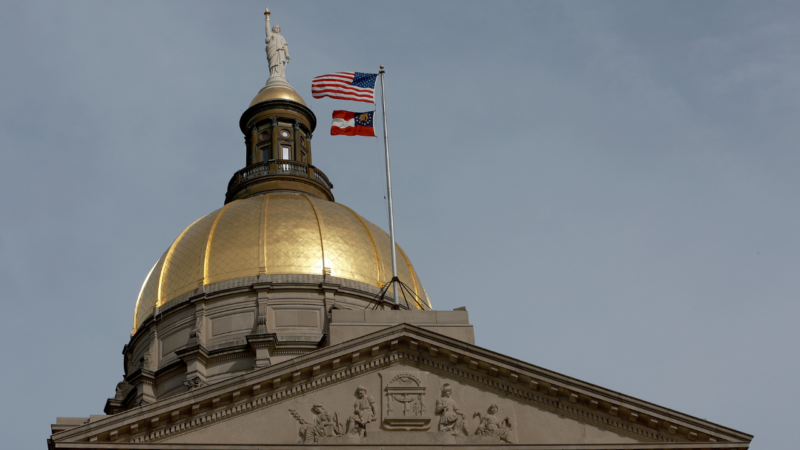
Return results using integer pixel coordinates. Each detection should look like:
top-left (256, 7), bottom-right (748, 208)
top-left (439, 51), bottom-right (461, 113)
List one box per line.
top-left (331, 110), bottom-right (375, 137)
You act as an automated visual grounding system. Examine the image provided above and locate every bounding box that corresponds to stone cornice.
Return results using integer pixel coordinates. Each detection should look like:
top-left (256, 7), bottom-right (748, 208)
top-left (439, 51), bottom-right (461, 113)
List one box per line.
top-left (53, 324), bottom-right (752, 447)
top-left (402, 328), bottom-right (752, 444)
top-left (174, 344), bottom-right (209, 365)
top-left (124, 368), bottom-right (154, 387)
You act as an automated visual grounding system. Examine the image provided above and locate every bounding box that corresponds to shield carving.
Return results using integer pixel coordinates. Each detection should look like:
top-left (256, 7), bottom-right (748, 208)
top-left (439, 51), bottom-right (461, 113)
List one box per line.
top-left (379, 370), bottom-right (432, 431)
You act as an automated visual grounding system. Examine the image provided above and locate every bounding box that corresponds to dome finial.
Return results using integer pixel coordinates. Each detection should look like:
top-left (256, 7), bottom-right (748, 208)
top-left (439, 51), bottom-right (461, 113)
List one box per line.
top-left (248, 7), bottom-right (304, 107)
top-left (249, 6), bottom-right (303, 106)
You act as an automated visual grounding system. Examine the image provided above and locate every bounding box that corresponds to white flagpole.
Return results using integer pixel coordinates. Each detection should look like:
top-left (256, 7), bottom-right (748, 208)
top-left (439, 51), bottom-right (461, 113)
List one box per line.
top-left (379, 65), bottom-right (400, 307)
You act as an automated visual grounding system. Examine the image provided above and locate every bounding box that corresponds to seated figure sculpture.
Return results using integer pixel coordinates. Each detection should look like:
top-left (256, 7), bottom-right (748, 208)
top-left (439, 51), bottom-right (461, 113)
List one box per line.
top-left (474, 404), bottom-right (513, 443)
top-left (293, 405), bottom-right (341, 444)
top-left (435, 384), bottom-right (468, 436)
top-left (346, 386), bottom-right (376, 436)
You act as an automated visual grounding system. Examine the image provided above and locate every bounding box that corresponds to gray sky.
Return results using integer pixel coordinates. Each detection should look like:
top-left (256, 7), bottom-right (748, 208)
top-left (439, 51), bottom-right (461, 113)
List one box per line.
top-left (1, 1), bottom-right (797, 448)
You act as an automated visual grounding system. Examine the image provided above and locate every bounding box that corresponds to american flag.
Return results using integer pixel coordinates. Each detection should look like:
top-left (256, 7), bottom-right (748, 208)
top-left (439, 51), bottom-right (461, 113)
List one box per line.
top-left (311, 72), bottom-right (377, 103)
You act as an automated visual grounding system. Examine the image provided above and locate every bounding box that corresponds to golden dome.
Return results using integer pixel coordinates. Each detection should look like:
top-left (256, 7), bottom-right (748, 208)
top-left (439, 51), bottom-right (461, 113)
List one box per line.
top-left (249, 84), bottom-right (306, 107)
top-left (132, 193), bottom-right (430, 334)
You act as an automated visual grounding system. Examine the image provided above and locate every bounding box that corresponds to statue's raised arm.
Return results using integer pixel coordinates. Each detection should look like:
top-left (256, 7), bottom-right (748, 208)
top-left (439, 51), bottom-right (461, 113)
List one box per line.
top-left (264, 8), bottom-right (271, 43)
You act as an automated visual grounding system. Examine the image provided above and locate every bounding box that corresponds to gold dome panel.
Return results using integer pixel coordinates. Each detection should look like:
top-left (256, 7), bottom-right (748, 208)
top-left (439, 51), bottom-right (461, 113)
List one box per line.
top-left (160, 213), bottom-right (216, 304)
top-left (132, 194), bottom-right (431, 334)
top-left (265, 194), bottom-right (324, 275)
top-left (205, 197), bottom-right (262, 284)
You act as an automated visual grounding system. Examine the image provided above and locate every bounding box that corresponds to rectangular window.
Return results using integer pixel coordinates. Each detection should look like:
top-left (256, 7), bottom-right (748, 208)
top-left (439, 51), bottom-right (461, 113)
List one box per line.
top-left (300, 151), bottom-right (307, 164)
top-left (262, 149), bottom-right (269, 162)
top-left (281, 145), bottom-right (291, 160)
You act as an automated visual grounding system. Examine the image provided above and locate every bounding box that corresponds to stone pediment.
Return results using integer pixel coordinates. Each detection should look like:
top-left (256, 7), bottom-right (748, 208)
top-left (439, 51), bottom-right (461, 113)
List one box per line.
top-left (48, 324), bottom-right (752, 449)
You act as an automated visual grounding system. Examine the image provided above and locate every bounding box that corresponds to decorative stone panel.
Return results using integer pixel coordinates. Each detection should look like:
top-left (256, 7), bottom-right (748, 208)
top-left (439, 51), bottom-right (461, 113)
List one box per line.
top-left (379, 370), bottom-right (431, 430)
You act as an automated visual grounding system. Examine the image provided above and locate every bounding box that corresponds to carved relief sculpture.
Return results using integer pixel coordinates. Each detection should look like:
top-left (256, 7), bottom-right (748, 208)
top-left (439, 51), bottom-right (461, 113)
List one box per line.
top-left (381, 371), bottom-right (431, 430)
top-left (256, 314), bottom-right (267, 334)
top-left (412, 394), bottom-right (424, 416)
top-left (474, 404), bottom-right (513, 443)
top-left (436, 383), bottom-right (468, 436)
top-left (139, 352), bottom-right (153, 371)
top-left (290, 405), bottom-right (343, 444)
top-left (187, 315), bottom-right (203, 346)
top-left (114, 381), bottom-right (132, 400)
top-left (183, 376), bottom-right (206, 391)
top-left (345, 386), bottom-right (376, 436)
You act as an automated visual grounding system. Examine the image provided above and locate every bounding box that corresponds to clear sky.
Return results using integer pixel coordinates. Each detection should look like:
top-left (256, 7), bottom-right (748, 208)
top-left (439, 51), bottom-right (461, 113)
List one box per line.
top-left (1, 1), bottom-right (798, 448)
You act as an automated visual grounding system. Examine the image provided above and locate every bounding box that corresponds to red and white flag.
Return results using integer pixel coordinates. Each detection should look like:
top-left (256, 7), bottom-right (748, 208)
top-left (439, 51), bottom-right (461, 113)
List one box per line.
top-left (312, 72), bottom-right (378, 103)
top-left (331, 111), bottom-right (375, 137)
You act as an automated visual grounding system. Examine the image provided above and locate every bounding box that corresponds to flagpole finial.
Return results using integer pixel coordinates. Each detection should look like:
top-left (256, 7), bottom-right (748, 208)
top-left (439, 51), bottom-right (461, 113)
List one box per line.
top-left (380, 65), bottom-right (384, 69)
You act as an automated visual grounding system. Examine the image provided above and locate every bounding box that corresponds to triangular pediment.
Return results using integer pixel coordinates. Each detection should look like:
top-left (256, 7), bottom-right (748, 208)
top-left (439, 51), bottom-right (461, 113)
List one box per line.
top-left (49, 324), bottom-right (752, 449)
top-left (158, 359), bottom-right (644, 447)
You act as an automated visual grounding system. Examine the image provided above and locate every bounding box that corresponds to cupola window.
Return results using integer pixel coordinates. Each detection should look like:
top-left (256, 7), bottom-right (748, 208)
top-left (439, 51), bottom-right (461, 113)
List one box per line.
top-left (280, 129), bottom-right (290, 139)
top-left (281, 145), bottom-right (291, 160)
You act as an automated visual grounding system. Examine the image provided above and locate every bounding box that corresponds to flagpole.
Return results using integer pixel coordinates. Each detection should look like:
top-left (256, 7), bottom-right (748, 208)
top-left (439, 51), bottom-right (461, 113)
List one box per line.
top-left (379, 65), bottom-right (400, 308)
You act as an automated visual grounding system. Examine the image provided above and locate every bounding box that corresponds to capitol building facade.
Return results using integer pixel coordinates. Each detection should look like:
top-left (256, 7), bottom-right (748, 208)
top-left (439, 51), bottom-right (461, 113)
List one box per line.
top-left (47, 11), bottom-right (752, 450)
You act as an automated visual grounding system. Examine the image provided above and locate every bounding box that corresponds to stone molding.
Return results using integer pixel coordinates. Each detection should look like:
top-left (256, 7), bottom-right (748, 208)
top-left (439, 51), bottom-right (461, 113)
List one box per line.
top-left (52, 325), bottom-right (752, 448)
top-left (132, 274), bottom-right (403, 343)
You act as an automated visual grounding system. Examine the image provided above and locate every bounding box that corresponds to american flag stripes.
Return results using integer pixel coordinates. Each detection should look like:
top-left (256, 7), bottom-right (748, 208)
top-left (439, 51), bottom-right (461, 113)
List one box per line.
top-left (311, 72), bottom-right (377, 103)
